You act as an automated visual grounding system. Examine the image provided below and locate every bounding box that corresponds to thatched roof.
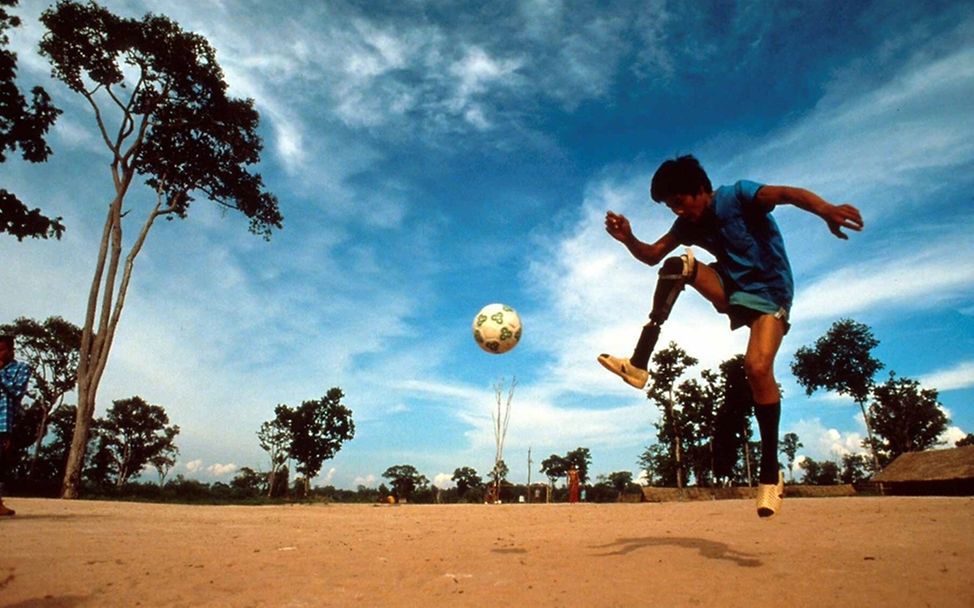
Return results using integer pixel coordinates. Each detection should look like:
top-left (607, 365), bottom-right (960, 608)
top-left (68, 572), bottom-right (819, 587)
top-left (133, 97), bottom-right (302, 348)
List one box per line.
top-left (873, 446), bottom-right (974, 482)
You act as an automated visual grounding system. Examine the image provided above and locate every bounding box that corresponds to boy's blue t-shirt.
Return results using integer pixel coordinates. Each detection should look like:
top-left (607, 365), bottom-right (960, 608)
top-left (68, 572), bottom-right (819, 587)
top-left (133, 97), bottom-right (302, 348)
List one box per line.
top-left (670, 180), bottom-right (794, 312)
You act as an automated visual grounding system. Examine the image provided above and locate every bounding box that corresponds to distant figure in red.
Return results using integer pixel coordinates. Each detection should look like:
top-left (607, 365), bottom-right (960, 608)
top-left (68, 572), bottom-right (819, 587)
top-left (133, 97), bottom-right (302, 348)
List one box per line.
top-left (567, 466), bottom-right (580, 504)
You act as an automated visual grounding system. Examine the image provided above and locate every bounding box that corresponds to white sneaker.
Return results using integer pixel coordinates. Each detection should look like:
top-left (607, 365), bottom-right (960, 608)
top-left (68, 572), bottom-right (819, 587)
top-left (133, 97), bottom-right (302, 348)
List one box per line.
top-left (597, 354), bottom-right (649, 389)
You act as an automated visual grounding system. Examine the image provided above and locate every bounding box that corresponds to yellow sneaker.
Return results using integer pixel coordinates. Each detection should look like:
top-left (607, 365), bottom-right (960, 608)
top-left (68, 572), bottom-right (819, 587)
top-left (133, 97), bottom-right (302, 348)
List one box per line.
top-left (597, 354), bottom-right (649, 389)
top-left (756, 472), bottom-right (784, 518)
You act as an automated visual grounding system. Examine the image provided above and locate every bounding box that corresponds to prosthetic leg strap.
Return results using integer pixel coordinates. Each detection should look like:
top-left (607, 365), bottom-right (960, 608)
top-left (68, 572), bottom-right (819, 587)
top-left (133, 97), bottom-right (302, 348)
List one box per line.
top-left (649, 249), bottom-right (695, 325)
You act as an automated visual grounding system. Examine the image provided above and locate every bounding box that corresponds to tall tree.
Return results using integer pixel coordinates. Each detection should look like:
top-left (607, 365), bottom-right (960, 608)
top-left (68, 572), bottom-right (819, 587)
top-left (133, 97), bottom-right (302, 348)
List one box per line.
top-left (490, 377), bottom-right (515, 501)
top-left (39, 1), bottom-right (282, 498)
top-left (451, 466), bottom-right (482, 499)
top-left (92, 395), bottom-right (179, 487)
top-left (646, 342), bottom-right (697, 488)
top-left (230, 466), bottom-right (266, 498)
top-left (840, 453), bottom-right (871, 484)
top-left (32, 403), bottom-right (75, 482)
top-left (637, 443), bottom-right (670, 486)
top-left (0, 0), bottom-right (63, 240)
top-left (607, 471), bottom-right (633, 500)
top-left (713, 355), bottom-right (755, 485)
top-left (540, 454), bottom-right (568, 486)
top-left (868, 372), bottom-right (948, 466)
top-left (779, 432), bottom-right (803, 482)
top-left (0, 316), bottom-right (80, 476)
top-left (799, 457), bottom-right (840, 485)
top-left (382, 464), bottom-right (428, 502)
top-left (791, 319), bottom-right (884, 470)
top-left (285, 388), bottom-right (355, 496)
top-left (257, 408), bottom-right (292, 498)
top-left (564, 447), bottom-right (592, 485)
top-left (674, 369), bottom-right (720, 487)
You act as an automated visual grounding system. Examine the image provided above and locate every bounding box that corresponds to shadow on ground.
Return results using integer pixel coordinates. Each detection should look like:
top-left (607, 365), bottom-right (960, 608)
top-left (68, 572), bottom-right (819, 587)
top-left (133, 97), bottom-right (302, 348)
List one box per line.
top-left (593, 536), bottom-right (762, 567)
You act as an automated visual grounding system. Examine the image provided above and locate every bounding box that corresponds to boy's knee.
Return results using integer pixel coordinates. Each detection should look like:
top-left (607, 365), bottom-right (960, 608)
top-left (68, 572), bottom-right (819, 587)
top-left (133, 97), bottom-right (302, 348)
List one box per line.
top-left (744, 355), bottom-right (774, 384)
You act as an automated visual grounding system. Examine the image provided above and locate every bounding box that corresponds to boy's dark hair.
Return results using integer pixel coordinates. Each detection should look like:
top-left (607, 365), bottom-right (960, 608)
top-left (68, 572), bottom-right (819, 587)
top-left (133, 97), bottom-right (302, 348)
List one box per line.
top-left (0, 335), bottom-right (13, 348)
top-left (650, 155), bottom-right (713, 202)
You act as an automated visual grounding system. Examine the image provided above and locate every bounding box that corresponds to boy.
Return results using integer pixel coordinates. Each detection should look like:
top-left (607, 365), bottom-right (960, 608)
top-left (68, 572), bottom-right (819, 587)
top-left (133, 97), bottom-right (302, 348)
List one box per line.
top-left (0, 334), bottom-right (31, 517)
top-left (598, 155), bottom-right (863, 517)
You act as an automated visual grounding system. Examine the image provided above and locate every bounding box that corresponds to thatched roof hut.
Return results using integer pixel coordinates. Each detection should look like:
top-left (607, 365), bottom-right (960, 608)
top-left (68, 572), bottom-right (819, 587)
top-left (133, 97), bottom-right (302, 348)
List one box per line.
top-left (872, 445), bottom-right (974, 495)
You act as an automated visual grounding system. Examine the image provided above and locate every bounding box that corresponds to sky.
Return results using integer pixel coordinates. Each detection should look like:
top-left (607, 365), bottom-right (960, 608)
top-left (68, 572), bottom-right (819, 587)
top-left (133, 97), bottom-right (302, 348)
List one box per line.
top-left (1, 0), bottom-right (972, 490)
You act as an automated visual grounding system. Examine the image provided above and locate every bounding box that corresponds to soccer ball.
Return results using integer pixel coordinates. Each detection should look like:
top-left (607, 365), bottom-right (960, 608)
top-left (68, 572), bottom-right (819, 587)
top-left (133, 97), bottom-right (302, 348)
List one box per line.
top-left (472, 303), bottom-right (522, 354)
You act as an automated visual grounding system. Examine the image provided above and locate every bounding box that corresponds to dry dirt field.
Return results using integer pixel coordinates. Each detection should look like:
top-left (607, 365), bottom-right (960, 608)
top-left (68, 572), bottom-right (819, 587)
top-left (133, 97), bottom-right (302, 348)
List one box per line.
top-left (1, 495), bottom-right (972, 607)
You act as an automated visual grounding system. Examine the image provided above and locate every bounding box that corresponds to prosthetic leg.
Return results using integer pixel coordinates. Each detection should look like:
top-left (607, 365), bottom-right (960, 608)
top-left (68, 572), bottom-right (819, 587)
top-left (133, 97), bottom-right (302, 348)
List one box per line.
top-left (599, 249), bottom-right (696, 388)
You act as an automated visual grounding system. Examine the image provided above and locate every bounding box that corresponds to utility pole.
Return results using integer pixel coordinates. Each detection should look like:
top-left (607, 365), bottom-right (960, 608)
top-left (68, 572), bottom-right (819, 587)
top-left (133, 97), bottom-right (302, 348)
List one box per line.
top-left (527, 447), bottom-right (533, 502)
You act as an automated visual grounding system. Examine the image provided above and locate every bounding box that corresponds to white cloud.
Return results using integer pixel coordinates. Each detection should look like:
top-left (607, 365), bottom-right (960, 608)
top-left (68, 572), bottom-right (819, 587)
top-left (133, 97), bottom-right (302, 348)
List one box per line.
top-left (316, 468), bottom-right (337, 485)
top-left (941, 426), bottom-right (968, 447)
top-left (919, 361), bottom-right (974, 392)
top-left (353, 474), bottom-right (377, 488)
top-left (433, 472), bottom-right (455, 489)
top-left (184, 459), bottom-right (204, 473)
top-left (206, 463), bottom-right (238, 477)
top-left (795, 241), bottom-right (974, 321)
top-left (790, 418), bottom-right (868, 462)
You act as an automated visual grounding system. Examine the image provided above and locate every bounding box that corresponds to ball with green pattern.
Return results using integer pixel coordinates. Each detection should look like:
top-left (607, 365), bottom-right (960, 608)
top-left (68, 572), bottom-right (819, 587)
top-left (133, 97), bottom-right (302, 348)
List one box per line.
top-left (472, 303), bottom-right (522, 354)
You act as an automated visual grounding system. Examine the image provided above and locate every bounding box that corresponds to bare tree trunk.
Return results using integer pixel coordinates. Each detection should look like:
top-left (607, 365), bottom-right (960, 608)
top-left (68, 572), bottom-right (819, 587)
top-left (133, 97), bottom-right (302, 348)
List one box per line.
top-left (858, 400), bottom-right (882, 472)
top-left (490, 377), bottom-right (515, 503)
top-left (665, 396), bottom-right (683, 489)
top-left (61, 183), bottom-right (166, 498)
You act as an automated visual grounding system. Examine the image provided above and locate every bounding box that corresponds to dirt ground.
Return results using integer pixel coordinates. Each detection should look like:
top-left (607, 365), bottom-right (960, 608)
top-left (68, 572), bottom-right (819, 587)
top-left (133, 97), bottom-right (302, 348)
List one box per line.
top-left (1, 495), bottom-right (971, 607)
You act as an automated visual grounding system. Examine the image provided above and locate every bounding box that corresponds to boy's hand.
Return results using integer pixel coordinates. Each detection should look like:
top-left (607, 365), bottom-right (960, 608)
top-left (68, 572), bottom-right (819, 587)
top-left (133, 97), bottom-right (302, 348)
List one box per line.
top-left (824, 203), bottom-right (864, 239)
top-left (605, 211), bottom-right (633, 243)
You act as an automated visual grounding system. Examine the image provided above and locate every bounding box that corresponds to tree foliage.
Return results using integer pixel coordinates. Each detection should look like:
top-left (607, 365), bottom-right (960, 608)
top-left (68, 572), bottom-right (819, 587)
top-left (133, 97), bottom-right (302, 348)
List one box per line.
top-left (285, 388), bottom-right (355, 494)
top-left (90, 395), bottom-right (180, 487)
top-left (646, 342), bottom-right (697, 488)
top-left (799, 457), bottom-right (841, 485)
top-left (607, 471), bottom-right (633, 500)
top-left (0, 316), bottom-right (80, 476)
top-left (540, 454), bottom-right (567, 484)
top-left (640, 352), bottom-right (755, 487)
top-left (257, 411), bottom-right (291, 498)
top-left (451, 466), bottom-right (482, 499)
top-left (780, 432), bottom-right (803, 482)
top-left (38, 0), bottom-right (282, 498)
top-left (540, 447), bottom-right (592, 488)
top-left (0, 0), bottom-right (63, 240)
top-left (868, 372), bottom-right (948, 466)
top-left (259, 389), bottom-right (354, 496)
top-left (791, 318), bottom-right (884, 469)
top-left (382, 464), bottom-right (428, 501)
top-left (791, 319), bottom-right (884, 403)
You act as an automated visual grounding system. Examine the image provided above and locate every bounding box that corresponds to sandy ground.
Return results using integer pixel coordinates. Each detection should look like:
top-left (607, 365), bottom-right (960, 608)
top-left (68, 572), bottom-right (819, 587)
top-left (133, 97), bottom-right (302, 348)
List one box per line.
top-left (1, 496), bottom-right (972, 607)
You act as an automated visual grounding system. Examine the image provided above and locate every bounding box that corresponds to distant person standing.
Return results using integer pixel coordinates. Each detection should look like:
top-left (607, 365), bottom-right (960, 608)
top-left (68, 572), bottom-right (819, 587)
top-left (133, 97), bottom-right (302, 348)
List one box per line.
top-left (0, 334), bottom-right (31, 517)
top-left (567, 466), bottom-right (581, 504)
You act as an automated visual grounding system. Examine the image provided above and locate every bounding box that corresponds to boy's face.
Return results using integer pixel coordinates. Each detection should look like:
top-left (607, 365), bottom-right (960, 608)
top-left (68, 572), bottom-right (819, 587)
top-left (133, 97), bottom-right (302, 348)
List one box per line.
top-left (664, 189), bottom-right (711, 222)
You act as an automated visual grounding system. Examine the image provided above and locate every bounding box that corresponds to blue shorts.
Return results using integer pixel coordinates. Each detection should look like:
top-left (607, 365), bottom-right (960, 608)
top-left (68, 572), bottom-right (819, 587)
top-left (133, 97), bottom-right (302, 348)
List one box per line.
top-left (710, 263), bottom-right (791, 334)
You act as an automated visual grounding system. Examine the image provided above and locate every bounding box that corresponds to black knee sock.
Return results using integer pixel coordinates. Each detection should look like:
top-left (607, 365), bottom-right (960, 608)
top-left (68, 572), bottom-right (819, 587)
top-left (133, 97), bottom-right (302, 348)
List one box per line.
top-left (754, 401), bottom-right (781, 485)
top-left (630, 323), bottom-right (660, 370)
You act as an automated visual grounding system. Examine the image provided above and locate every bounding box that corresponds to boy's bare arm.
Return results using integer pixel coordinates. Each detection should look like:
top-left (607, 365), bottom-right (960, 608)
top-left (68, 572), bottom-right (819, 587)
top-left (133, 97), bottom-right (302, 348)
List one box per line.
top-left (604, 211), bottom-right (679, 265)
top-left (757, 185), bottom-right (864, 239)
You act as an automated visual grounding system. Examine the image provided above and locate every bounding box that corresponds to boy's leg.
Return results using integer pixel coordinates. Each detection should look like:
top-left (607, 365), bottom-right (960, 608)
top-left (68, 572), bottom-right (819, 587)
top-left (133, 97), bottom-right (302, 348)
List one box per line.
top-left (599, 251), bottom-right (727, 388)
top-left (0, 434), bottom-right (13, 516)
top-left (746, 314), bottom-right (787, 516)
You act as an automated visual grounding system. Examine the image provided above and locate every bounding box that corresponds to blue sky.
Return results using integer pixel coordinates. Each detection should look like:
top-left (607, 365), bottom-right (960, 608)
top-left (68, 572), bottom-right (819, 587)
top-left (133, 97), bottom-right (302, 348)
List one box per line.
top-left (1, 0), bottom-right (972, 489)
